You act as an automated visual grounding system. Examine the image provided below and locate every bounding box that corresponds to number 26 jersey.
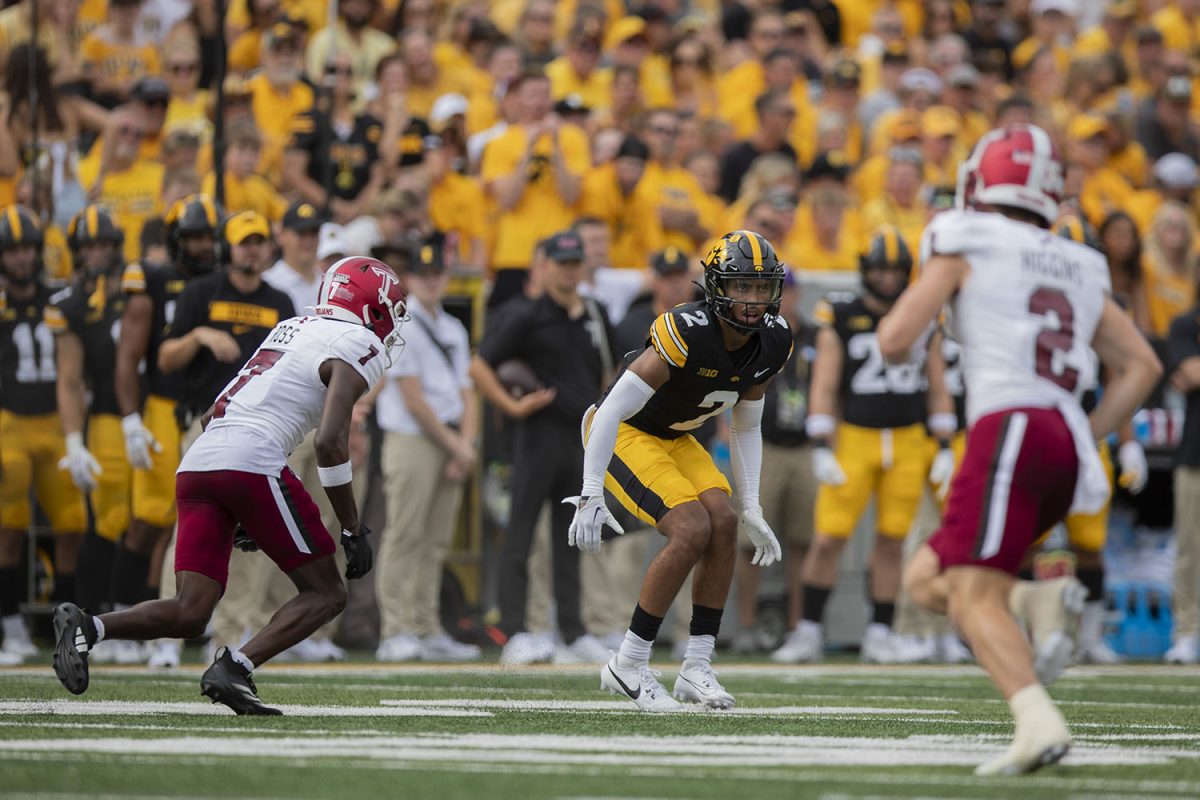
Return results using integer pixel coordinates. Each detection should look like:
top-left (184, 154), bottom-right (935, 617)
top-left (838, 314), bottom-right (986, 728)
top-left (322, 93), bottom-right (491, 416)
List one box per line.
top-left (814, 293), bottom-right (927, 430)
top-left (178, 315), bottom-right (387, 477)
top-left (621, 300), bottom-right (793, 440)
top-left (921, 209), bottom-right (1109, 427)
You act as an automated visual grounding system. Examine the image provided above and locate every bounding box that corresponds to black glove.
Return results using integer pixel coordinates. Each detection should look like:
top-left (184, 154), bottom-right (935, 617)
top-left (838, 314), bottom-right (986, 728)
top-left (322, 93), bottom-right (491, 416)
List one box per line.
top-left (233, 525), bottom-right (259, 553)
top-left (341, 523), bottom-right (373, 580)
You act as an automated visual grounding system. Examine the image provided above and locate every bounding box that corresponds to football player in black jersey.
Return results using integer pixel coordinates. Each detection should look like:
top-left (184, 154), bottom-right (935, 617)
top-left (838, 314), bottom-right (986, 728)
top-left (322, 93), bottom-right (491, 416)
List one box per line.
top-left (112, 194), bottom-right (221, 667)
top-left (46, 205), bottom-right (145, 664)
top-left (782, 227), bottom-right (948, 665)
top-left (0, 205), bottom-right (88, 662)
top-left (567, 230), bottom-right (792, 711)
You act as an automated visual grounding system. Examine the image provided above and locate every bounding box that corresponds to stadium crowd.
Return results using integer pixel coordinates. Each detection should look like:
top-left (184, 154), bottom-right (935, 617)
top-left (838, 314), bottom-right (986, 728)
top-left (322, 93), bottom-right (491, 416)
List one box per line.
top-left (1, 0), bottom-right (1199, 668)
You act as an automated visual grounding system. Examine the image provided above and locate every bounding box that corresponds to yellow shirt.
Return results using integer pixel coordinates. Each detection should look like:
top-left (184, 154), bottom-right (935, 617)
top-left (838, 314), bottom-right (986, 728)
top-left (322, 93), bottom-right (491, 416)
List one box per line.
top-left (1079, 167), bottom-right (1133, 229)
top-left (1013, 37), bottom-right (1071, 75)
top-left (43, 225), bottom-right (72, 286)
top-left (481, 123), bottom-right (591, 269)
top-left (430, 171), bottom-right (487, 266)
top-left (201, 171), bottom-right (287, 222)
top-left (780, 201), bottom-right (865, 272)
top-left (78, 157), bottom-right (164, 264)
top-left (580, 164), bottom-right (664, 269)
top-left (1125, 189), bottom-right (1163, 235)
top-left (1144, 253), bottom-right (1196, 338)
top-left (165, 90), bottom-right (212, 142)
top-left (862, 197), bottom-right (926, 257)
top-left (405, 74), bottom-right (473, 121)
top-left (717, 63), bottom-right (813, 148)
top-left (546, 57), bottom-right (610, 111)
top-left (80, 28), bottom-right (161, 88)
top-left (638, 162), bottom-right (714, 255)
top-left (248, 73), bottom-right (313, 185)
top-left (1108, 142), bottom-right (1150, 189)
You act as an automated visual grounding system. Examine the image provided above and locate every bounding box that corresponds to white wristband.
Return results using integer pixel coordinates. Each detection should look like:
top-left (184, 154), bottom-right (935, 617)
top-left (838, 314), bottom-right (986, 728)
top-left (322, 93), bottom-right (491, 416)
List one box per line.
top-left (928, 413), bottom-right (958, 437)
top-left (318, 461), bottom-right (354, 487)
top-left (805, 413), bottom-right (837, 439)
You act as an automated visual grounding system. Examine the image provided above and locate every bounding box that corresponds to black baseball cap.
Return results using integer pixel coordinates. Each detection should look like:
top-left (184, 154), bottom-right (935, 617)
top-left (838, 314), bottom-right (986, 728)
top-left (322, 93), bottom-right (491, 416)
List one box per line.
top-left (806, 150), bottom-right (850, 183)
top-left (282, 201), bottom-right (324, 232)
top-left (409, 240), bottom-right (446, 274)
top-left (651, 246), bottom-right (688, 275)
top-left (130, 77), bottom-right (170, 103)
top-left (543, 231), bottom-right (585, 262)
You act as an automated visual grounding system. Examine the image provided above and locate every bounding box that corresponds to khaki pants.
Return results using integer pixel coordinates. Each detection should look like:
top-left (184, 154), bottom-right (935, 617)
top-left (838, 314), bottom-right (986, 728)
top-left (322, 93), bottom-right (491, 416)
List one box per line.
top-left (894, 489), bottom-right (953, 637)
top-left (582, 530), bottom-right (650, 637)
top-left (377, 432), bottom-right (465, 639)
top-left (526, 506), bottom-right (553, 633)
top-left (1173, 467), bottom-right (1200, 639)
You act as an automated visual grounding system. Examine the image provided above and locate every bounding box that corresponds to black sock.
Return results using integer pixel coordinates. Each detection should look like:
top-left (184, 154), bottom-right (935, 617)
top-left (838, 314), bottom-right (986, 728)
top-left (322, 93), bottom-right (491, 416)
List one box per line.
top-left (53, 573), bottom-right (77, 605)
top-left (76, 533), bottom-right (116, 611)
top-left (689, 604), bottom-right (723, 638)
top-left (872, 601), bottom-right (895, 627)
top-left (1018, 567), bottom-right (1034, 582)
top-left (110, 547), bottom-right (151, 607)
top-left (1076, 566), bottom-right (1105, 603)
top-left (0, 566), bottom-right (21, 616)
top-left (629, 604), bottom-right (664, 642)
top-left (801, 585), bottom-right (832, 624)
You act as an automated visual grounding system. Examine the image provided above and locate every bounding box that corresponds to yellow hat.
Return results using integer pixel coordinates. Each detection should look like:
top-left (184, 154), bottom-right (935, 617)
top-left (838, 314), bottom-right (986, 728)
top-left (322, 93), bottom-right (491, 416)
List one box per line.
top-left (888, 110), bottom-right (923, 143)
top-left (225, 210), bottom-right (271, 244)
top-left (921, 106), bottom-right (961, 138)
top-left (1068, 113), bottom-right (1108, 142)
top-left (1105, 0), bottom-right (1137, 19)
top-left (604, 16), bottom-right (646, 51)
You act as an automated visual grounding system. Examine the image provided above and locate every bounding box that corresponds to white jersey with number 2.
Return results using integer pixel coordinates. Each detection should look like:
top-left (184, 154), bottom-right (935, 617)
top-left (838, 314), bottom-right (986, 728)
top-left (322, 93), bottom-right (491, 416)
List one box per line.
top-left (920, 209), bottom-right (1112, 513)
top-left (179, 316), bottom-right (387, 477)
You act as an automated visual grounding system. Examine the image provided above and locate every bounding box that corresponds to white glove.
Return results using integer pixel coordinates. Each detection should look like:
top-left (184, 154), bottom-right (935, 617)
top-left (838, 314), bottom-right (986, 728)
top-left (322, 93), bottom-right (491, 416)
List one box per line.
top-left (122, 413), bottom-right (161, 470)
top-left (739, 506), bottom-right (782, 567)
top-left (58, 432), bottom-right (101, 492)
top-left (811, 446), bottom-right (846, 486)
top-left (1117, 440), bottom-right (1148, 495)
top-left (563, 495), bottom-right (625, 553)
top-left (929, 445), bottom-right (957, 501)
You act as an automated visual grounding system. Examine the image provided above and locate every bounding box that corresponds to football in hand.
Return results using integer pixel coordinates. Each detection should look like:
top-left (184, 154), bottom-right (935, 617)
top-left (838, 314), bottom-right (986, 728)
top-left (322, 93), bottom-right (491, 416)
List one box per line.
top-left (496, 359), bottom-right (539, 399)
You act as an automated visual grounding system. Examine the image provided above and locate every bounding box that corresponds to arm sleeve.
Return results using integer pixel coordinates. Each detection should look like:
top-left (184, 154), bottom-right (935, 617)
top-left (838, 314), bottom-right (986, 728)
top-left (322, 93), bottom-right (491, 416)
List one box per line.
top-left (580, 370), bottom-right (656, 496)
top-left (729, 397), bottom-right (764, 512)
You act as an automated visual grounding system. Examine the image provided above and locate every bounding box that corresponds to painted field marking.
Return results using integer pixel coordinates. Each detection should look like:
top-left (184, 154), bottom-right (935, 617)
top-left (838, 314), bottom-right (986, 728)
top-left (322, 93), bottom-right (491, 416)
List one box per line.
top-left (0, 700), bottom-right (490, 718)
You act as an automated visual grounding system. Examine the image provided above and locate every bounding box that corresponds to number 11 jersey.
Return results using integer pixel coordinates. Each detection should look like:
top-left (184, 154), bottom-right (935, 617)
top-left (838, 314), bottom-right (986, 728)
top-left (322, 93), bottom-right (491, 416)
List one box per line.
top-left (178, 315), bottom-right (387, 476)
top-left (921, 209), bottom-right (1110, 427)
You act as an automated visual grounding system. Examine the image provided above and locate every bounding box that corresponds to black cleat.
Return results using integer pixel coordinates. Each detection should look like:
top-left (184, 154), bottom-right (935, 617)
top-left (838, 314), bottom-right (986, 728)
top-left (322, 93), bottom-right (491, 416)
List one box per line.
top-left (200, 648), bottom-right (283, 716)
top-left (52, 603), bottom-right (94, 695)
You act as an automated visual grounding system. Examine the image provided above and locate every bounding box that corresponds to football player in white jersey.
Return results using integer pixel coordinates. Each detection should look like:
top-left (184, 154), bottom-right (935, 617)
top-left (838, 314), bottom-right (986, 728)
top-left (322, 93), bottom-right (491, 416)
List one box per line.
top-left (876, 124), bottom-right (1161, 776)
top-left (50, 256), bottom-right (407, 715)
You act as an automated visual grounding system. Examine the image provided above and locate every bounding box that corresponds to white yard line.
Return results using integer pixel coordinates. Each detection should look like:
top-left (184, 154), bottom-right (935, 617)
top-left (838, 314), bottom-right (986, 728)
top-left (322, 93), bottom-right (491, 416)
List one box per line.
top-left (0, 700), bottom-right (490, 717)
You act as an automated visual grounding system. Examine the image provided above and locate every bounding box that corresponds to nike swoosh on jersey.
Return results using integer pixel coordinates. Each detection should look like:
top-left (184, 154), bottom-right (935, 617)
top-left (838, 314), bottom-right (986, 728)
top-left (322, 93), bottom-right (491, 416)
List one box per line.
top-left (754, 368), bottom-right (771, 378)
top-left (607, 665), bottom-right (641, 699)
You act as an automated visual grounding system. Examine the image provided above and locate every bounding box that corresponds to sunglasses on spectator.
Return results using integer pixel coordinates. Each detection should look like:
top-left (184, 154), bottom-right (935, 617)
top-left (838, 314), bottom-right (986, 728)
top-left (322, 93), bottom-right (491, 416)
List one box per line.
top-left (325, 64), bottom-right (354, 76)
top-left (649, 125), bottom-right (678, 137)
top-left (167, 62), bottom-right (198, 74)
top-left (673, 56), bottom-right (703, 67)
top-left (118, 126), bottom-right (144, 138)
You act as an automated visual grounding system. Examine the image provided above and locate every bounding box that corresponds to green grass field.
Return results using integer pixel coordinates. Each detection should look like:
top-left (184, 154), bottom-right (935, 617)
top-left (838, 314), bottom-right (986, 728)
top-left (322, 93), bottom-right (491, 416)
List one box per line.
top-left (2, 655), bottom-right (1200, 799)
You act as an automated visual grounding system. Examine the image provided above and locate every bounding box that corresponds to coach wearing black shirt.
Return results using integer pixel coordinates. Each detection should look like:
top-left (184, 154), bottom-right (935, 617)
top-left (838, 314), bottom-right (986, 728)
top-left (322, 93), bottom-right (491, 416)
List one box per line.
top-left (159, 211), bottom-right (296, 430)
top-left (471, 230), bottom-right (615, 665)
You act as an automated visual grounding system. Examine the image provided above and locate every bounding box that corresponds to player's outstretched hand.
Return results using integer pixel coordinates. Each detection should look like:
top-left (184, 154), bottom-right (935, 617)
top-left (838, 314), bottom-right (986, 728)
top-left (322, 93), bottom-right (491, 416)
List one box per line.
top-left (811, 446), bottom-right (847, 486)
top-left (233, 525), bottom-right (259, 553)
top-left (342, 524), bottom-right (374, 580)
top-left (563, 495), bottom-right (624, 553)
top-left (929, 445), bottom-right (957, 501)
top-left (740, 506), bottom-right (782, 567)
top-left (1118, 440), bottom-right (1148, 495)
top-left (121, 413), bottom-right (162, 470)
top-left (58, 433), bottom-right (101, 492)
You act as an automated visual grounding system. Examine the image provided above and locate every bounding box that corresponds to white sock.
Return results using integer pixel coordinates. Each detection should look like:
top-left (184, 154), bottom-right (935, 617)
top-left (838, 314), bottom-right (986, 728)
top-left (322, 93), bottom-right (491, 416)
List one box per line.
top-left (92, 616), bottom-right (106, 644)
top-left (616, 630), bottom-right (653, 669)
top-left (683, 634), bottom-right (716, 665)
top-left (228, 647), bottom-right (255, 673)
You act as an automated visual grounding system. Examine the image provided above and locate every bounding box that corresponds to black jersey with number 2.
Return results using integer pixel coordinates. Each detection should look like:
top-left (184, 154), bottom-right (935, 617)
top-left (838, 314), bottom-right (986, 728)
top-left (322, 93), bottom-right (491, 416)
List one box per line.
top-left (618, 300), bottom-right (793, 440)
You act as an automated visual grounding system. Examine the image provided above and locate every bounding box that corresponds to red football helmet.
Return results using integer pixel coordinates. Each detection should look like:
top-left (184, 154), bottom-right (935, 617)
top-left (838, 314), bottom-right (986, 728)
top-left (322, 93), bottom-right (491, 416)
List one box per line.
top-left (313, 256), bottom-right (408, 360)
top-left (956, 123), bottom-right (1063, 225)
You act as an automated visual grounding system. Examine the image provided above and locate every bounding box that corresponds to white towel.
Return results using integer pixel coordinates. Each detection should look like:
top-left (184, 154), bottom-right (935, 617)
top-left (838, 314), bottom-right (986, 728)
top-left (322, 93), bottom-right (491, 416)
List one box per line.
top-left (1057, 397), bottom-right (1111, 515)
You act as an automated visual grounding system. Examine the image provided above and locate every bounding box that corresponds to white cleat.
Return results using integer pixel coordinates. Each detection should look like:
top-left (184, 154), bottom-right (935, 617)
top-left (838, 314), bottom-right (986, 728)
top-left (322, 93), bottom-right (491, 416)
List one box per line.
top-left (313, 638), bottom-right (346, 661)
top-left (419, 633), bottom-right (481, 662)
top-left (1165, 636), bottom-right (1199, 665)
top-left (1076, 602), bottom-right (1121, 664)
top-left (600, 655), bottom-right (682, 713)
top-left (286, 637), bottom-right (332, 662)
top-left (975, 699), bottom-right (1072, 776)
top-left (890, 634), bottom-right (936, 664)
top-left (730, 629), bottom-right (758, 655)
top-left (937, 633), bottom-right (973, 664)
top-left (553, 634), bottom-right (610, 665)
top-left (1011, 577), bottom-right (1088, 685)
top-left (673, 659), bottom-right (735, 709)
top-left (112, 640), bottom-right (147, 665)
top-left (1, 633), bottom-right (37, 660)
top-left (860, 623), bottom-right (896, 664)
top-left (499, 632), bottom-right (556, 666)
top-left (375, 634), bottom-right (422, 663)
top-left (87, 639), bottom-right (121, 665)
top-left (771, 620), bottom-right (823, 663)
top-left (0, 650), bottom-right (22, 665)
top-left (146, 641), bottom-right (181, 669)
